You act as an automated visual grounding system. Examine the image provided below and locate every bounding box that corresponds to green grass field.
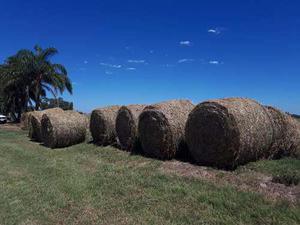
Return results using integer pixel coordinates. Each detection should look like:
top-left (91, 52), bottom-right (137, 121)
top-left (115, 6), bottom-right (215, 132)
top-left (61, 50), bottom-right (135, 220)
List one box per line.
top-left (0, 129), bottom-right (299, 225)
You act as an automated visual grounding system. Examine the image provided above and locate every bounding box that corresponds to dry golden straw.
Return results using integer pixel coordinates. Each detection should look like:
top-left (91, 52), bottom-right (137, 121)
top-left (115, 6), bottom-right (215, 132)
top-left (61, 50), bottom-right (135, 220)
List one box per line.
top-left (20, 112), bottom-right (35, 130)
top-left (185, 98), bottom-right (274, 169)
top-left (116, 104), bottom-right (146, 151)
top-left (138, 99), bottom-right (194, 159)
top-left (90, 105), bottom-right (120, 146)
top-left (41, 111), bottom-right (87, 148)
top-left (264, 106), bottom-right (300, 158)
top-left (29, 108), bottom-right (63, 142)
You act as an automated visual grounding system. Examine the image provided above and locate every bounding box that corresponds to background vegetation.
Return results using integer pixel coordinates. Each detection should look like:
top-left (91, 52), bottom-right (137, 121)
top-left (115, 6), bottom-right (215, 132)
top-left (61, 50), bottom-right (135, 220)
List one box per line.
top-left (0, 45), bottom-right (72, 120)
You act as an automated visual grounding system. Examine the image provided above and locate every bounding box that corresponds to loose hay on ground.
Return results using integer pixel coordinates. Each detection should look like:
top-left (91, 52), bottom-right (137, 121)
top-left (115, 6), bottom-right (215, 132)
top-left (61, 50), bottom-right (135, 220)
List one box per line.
top-left (90, 105), bottom-right (120, 146)
top-left (138, 99), bottom-right (194, 159)
top-left (185, 98), bottom-right (274, 169)
top-left (116, 104), bottom-right (146, 151)
top-left (41, 111), bottom-right (87, 148)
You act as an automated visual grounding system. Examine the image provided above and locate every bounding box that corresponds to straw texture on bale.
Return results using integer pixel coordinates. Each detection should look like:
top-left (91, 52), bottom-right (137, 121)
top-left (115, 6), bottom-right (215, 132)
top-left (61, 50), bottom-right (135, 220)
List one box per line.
top-left (29, 108), bottom-right (63, 142)
top-left (41, 111), bottom-right (87, 148)
top-left (116, 104), bottom-right (146, 151)
top-left (266, 106), bottom-right (300, 158)
top-left (90, 105), bottom-right (120, 146)
top-left (20, 112), bottom-right (35, 130)
top-left (138, 100), bottom-right (194, 159)
top-left (185, 98), bottom-right (274, 169)
top-left (264, 106), bottom-right (300, 158)
top-left (292, 121), bottom-right (300, 159)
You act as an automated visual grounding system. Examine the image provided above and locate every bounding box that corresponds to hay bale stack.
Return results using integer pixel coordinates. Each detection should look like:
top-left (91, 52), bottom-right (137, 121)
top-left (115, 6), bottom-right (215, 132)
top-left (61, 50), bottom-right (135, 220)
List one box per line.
top-left (185, 98), bottom-right (274, 169)
top-left (116, 104), bottom-right (146, 151)
top-left (90, 105), bottom-right (120, 145)
top-left (138, 99), bottom-right (194, 159)
top-left (41, 111), bottom-right (87, 148)
top-left (29, 108), bottom-right (64, 142)
top-left (20, 112), bottom-right (35, 130)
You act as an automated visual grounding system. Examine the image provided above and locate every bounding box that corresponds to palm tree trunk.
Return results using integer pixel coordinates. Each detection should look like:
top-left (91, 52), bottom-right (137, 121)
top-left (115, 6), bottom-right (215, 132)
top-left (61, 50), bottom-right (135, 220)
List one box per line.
top-left (35, 97), bottom-right (40, 110)
top-left (35, 85), bottom-right (41, 110)
top-left (24, 86), bottom-right (30, 112)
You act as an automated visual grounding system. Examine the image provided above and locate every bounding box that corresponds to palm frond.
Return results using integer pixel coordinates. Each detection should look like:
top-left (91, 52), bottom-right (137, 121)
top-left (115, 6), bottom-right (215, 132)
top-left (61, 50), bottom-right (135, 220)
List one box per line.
top-left (39, 47), bottom-right (58, 61)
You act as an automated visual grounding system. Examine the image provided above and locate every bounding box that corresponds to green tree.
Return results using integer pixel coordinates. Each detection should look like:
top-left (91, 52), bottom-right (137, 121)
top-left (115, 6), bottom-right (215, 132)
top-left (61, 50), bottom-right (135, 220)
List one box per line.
top-left (0, 45), bottom-right (72, 120)
top-left (40, 97), bottom-right (73, 110)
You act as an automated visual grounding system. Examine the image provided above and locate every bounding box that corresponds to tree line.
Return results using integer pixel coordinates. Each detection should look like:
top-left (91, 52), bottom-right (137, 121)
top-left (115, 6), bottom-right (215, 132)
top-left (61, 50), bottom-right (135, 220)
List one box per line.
top-left (0, 45), bottom-right (73, 121)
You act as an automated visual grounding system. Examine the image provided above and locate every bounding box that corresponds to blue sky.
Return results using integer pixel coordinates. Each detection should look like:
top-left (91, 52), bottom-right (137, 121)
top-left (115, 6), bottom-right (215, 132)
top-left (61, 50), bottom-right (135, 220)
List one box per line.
top-left (0, 0), bottom-right (299, 113)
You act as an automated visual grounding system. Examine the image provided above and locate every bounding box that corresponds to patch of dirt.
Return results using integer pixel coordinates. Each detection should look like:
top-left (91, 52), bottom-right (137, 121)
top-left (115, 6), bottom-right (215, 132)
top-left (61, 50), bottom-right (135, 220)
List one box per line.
top-left (73, 205), bottom-right (99, 225)
top-left (160, 160), bottom-right (300, 204)
top-left (81, 158), bottom-right (99, 174)
top-left (0, 122), bottom-right (22, 131)
top-left (20, 218), bottom-right (40, 225)
top-left (52, 202), bottom-right (100, 225)
top-left (7, 169), bottom-right (25, 177)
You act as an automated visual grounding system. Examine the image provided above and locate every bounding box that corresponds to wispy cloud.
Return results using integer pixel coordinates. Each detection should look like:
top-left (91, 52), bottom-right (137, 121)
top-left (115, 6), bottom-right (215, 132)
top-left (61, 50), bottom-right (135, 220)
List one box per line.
top-left (163, 64), bottom-right (175, 67)
top-left (83, 60), bottom-right (88, 64)
top-left (178, 58), bottom-right (194, 63)
top-left (209, 60), bottom-right (220, 65)
top-left (128, 59), bottom-right (145, 63)
top-left (100, 62), bottom-right (122, 68)
top-left (105, 70), bottom-right (113, 75)
top-left (126, 67), bottom-right (136, 71)
top-left (208, 28), bottom-right (221, 34)
top-left (179, 40), bottom-right (192, 46)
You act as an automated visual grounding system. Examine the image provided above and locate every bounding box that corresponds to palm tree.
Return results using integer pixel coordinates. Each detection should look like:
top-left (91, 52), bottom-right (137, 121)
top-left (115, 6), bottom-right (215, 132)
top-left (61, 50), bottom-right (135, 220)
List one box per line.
top-left (28, 45), bottom-right (72, 110)
top-left (0, 45), bottom-right (72, 120)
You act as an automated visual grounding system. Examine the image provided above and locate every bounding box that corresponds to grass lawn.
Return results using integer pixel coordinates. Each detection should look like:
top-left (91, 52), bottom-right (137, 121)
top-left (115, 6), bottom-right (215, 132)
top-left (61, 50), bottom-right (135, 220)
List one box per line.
top-left (0, 129), bottom-right (299, 225)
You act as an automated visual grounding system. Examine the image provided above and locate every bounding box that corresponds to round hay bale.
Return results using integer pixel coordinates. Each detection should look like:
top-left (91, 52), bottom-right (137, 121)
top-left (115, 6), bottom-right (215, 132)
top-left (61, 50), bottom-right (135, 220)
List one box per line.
top-left (185, 98), bottom-right (274, 169)
top-left (116, 104), bottom-right (146, 151)
top-left (138, 99), bottom-right (194, 159)
top-left (41, 111), bottom-right (87, 148)
top-left (29, 108), bottom-right (64, 142)
top-left (287, 117), bottom-right (300, 159)
top-left (90, 105), bottom-right (120, 146)
top-left (29, 111), bottom-right (43, 141)
top-left (292, 121), bottom-right (300, 159)
top-left (20, 112), bottom-right (35, 130)
top-left (264, 106), bottom-right (300, 158)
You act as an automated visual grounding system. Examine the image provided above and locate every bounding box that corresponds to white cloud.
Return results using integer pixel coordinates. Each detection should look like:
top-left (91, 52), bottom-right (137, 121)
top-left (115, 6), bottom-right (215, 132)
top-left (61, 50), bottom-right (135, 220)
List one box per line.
top-left (180, 40), bottom-right (192, 46)
top-left (209, 60), bottom-right (220, 65)
top-left (126, 67), bottom-right (136, 71)
top-left (100, 62), bottom-right (122, 68)
top-left (178, 58), bottom-right (194, 63)
top-left (164, 64), bottom-right (175, 67)
top-left (208, 28), bottom-right (221, 34)
top-left (83, 60), bottom-right (88, 64)
top-left (128, 59), bottom-right (145, 63)
top-left (105, 70), bottom-right (113, 75)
